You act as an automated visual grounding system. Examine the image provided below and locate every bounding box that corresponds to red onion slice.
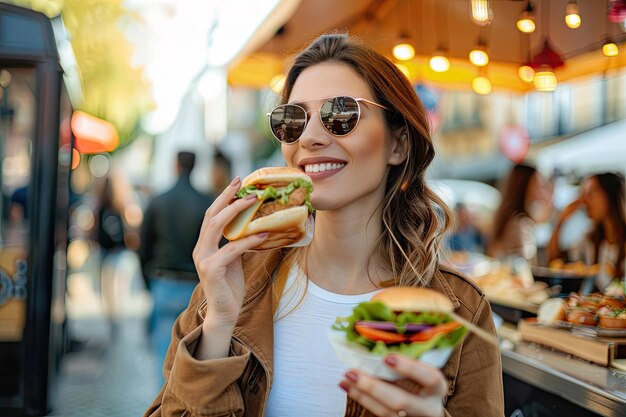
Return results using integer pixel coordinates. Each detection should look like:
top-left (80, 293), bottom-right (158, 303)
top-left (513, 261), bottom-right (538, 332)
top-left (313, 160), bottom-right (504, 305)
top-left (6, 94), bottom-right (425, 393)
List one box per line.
top-left (355, 321), bottom-right (432, 333)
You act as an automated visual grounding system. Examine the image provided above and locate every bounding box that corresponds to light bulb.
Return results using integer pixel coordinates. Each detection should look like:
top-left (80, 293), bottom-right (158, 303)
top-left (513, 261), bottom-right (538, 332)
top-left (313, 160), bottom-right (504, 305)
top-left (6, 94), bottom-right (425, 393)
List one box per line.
top-left (472, 76), bottom-right (492, 95)
top-left (603, 42), bottom-right (619, 57)
top-left (430, 55), bottom-right (450, 72)
top-left (518, 65), bottom-right (535, 83)
top-left (270, 74), bottom-right (286, 93)
top-left (565, 14), bottom-right (581, 28)
top-left (471, 0), bottom-right (491, 25)
top-left (517, 17), bottom-right (536, 33)
top-left (534, 70), bottom-right (557, 92)
top-left (469, 49), bottom-right (489, 66)
top-left (565, 2), bottom-right (581, 28)
top-left (393, 42), bottom-right (415, 61)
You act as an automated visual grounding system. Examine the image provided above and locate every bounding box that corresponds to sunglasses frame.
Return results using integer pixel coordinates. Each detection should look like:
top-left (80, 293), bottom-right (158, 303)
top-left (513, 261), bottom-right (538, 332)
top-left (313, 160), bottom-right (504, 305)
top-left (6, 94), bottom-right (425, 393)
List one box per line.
top-left (267, 96), bottom-right (389, 144)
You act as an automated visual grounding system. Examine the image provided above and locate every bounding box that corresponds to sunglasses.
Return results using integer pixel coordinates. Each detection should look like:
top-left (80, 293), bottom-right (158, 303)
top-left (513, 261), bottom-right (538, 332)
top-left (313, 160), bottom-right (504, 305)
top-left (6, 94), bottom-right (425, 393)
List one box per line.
top-left (267, 96), bottom-right (389, 144)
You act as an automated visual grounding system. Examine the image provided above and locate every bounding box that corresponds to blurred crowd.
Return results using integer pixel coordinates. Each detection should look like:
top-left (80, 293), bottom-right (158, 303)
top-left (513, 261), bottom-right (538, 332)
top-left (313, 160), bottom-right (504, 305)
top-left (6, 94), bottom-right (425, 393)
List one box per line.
top-left (446, 164), bottom-right (626, 294)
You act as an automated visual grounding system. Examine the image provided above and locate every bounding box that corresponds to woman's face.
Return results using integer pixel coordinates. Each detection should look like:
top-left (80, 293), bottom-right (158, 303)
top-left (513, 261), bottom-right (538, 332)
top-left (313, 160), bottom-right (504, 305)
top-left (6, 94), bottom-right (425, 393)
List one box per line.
top-left (525, 172), bottom-right (553, 223)
top-left (281, 62), bottom-right (400, 211)
top-left (581, 177), bottom-right (610, 221)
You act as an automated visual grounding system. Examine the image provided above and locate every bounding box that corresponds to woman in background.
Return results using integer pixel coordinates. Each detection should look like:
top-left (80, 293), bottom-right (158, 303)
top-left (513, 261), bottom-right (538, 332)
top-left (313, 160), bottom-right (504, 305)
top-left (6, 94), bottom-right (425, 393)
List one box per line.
top-left (488, 164), bottom-right (552, 261)
top-left (547, 172), bottom-right (626, 290)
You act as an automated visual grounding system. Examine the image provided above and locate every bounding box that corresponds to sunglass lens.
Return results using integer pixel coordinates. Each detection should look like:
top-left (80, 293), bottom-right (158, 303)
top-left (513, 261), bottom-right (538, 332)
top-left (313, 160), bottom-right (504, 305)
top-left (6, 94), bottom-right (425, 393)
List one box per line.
top-left (320, 96), bottom-right (359, 136)
top-left (270, 105), bottom-right (306, 143)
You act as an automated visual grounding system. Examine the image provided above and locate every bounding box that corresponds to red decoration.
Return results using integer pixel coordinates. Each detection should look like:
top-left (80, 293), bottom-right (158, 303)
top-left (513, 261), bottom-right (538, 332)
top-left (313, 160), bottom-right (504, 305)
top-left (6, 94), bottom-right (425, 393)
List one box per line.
top-left (500, 125), bottom-right (530, 164)
top-left (71, 111), bottom-right (119, 154)
top-left (608, 0), bottom-right (626, 23)
top-left (530, 40), bottom-right (564, 70)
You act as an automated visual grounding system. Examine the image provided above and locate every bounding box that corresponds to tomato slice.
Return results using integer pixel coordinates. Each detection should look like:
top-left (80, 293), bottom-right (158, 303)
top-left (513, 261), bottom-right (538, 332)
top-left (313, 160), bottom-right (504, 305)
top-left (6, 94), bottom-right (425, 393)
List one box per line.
top-left (260, 183), bottom-right (288, 189)
top-left (408, 322), bottom-right (462, 342)
top-left (354, 324), bottom-right (408, 343)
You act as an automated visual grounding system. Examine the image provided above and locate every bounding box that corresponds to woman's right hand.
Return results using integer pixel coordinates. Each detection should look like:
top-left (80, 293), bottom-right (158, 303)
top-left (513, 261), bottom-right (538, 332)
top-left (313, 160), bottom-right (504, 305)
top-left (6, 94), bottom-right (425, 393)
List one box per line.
top-left (547, 197), bottom-right (584, 261)
top-left (558, 197), bottom-right (584, 222)
top-left (192, 176), bottom-right (269, 329)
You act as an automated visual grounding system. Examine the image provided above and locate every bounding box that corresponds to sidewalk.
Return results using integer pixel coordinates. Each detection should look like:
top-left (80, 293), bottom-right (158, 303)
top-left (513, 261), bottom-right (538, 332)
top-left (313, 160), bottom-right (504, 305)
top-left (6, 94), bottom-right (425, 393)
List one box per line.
top-left (46, 249), bottom-right (162, 416)
top-left (46, 318), bottom-right (161, 417)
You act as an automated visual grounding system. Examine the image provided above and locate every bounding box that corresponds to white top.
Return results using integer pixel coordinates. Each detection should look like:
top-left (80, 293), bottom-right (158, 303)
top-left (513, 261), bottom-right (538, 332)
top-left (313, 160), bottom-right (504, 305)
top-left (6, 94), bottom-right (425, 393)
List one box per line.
top-left (265, 266), bottom-right (380, 417)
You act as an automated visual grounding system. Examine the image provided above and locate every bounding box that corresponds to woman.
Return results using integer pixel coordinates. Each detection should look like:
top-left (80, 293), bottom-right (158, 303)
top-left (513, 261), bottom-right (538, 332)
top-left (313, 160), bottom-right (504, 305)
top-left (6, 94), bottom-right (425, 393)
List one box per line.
top-left (145, 34), bottom-right (503, 417)
top-left (488, 164), bottom-right (552, 261)
top-left (547, 172), bottom-right (626, 291)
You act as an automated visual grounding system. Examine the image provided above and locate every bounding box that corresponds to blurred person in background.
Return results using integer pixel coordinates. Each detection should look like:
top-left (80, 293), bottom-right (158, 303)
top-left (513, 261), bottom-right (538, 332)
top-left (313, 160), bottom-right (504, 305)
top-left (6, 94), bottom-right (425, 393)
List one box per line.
top-left (547, 172), bottom-right (626, 291)
top-left (488, 164), bottom-right (553, 262)
top-left (447, 202), bottom-right (485, 253)
top-left (211, 149), bottom-right (232, 193)
top-left (95, 174), bottom-right (129, 337)
top-left (146, 33), bottom-right (503, 417)
top-left (138, 151), bottom-right (214, 381)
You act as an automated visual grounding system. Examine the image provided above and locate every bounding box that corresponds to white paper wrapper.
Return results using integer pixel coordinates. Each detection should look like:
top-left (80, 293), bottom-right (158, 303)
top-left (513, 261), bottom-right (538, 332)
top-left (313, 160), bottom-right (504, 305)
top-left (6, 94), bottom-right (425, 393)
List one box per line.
top-left (286, 214), bottom-right (314, 248)
top-left (248, 214), bottom-right (314, 252)
top-left (327, 331), bottom-right (454, 381)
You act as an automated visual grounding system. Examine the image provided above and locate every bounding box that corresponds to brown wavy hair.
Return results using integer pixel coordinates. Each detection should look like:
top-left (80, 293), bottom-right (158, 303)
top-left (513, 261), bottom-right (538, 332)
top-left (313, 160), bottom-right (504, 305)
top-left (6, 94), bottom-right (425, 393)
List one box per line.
top-left (272, 33), bottom-right (452, 313)
top-left (491, 164), bottom-right (538, 242)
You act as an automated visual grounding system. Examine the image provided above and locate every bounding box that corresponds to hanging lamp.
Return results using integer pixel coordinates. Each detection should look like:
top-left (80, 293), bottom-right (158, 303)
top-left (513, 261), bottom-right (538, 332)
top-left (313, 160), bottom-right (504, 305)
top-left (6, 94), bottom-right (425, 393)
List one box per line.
top-left (565, 1), bottom-right (582, 29)
top-left (517, 1), bottom-right (536, 33)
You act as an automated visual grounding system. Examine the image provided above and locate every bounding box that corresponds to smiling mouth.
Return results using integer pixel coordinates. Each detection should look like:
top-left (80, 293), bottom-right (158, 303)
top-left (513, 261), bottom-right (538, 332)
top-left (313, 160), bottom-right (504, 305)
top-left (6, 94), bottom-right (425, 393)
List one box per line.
top-left (303, 162), bottom-right (346, 173)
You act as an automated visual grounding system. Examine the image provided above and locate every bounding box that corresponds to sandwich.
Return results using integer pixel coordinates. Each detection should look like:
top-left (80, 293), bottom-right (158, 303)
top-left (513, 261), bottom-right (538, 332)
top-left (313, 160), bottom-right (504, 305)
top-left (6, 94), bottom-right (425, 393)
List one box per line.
top-left (224, 167), bottom-right (314, 250)
top-left (329, 287), bottom-right (467, 379)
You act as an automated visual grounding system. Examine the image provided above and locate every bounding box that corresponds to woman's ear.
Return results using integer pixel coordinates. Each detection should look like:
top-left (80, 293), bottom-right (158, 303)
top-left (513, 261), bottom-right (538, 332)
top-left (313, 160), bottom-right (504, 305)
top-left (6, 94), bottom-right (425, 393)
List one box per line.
top-left (388, 129), bottom-right (409, 166)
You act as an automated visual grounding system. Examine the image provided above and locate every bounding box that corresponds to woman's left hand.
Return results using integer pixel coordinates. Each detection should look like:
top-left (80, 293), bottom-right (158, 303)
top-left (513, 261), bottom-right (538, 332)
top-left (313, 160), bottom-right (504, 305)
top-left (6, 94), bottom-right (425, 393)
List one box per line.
top-left (339, 354), bottom-right (447, 417)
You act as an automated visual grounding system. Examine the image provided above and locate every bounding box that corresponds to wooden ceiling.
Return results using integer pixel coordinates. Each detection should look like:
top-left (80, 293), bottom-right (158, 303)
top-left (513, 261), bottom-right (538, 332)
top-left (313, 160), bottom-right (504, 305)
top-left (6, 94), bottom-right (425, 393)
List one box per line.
top-left (229, 0), bottom-right (626, 91)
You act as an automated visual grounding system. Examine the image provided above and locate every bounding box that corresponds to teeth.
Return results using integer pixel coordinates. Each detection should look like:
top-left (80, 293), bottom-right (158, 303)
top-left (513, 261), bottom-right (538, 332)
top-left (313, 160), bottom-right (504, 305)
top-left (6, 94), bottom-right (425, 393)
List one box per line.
top-left (304, 162), bottom-right (345, 173)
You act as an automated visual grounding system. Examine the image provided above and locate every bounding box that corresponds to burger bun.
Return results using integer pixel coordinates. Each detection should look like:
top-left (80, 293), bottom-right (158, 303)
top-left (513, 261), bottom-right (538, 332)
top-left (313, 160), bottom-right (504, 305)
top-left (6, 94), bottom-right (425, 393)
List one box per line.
top-left (371, 287), bottom-right (453, 313)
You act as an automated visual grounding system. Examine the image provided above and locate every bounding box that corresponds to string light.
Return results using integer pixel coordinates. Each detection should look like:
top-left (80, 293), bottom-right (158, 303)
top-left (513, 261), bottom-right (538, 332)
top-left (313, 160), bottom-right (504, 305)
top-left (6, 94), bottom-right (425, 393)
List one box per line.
top-left (603, 42), bottom-right (619, 57)
top-left (518, 65), bottom-right (535, 83)
top-left (534, 67), bottom-right (558, 92)
top-left (270, 74), bottom-right (286, 93)
top-left (471, 0), bottom-right (493, 26)
top-left (517, 1), bottom-right (536, 33)
top-left (472, 76), bottom-right (492, 95)
top-left (469, 48), bottom-right (489, 66)
top-left (393, 36), bottom-right (415, 61)
top-left (565, 1), bottom-right (581, 29)
top-left (430, 53), bottom-right (450, 72)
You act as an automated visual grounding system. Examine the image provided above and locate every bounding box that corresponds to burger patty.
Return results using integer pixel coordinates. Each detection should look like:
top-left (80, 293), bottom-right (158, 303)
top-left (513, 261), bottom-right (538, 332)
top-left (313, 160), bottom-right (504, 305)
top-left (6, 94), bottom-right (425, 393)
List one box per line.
top-left (253, 187), bottom-right (307, 220)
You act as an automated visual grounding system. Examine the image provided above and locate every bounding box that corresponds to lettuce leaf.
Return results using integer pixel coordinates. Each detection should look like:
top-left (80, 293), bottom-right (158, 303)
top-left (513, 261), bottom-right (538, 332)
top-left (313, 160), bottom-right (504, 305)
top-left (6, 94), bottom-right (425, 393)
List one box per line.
top-left (332, 300), bottom-right (467, 358)
top-left (235, 178), bottom-right (315, 213)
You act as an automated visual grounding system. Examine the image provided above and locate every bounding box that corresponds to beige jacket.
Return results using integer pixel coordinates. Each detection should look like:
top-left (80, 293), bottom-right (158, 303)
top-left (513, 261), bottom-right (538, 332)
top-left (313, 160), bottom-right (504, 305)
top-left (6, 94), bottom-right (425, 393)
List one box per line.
top-left (144, 250), bottom-right (504, 417)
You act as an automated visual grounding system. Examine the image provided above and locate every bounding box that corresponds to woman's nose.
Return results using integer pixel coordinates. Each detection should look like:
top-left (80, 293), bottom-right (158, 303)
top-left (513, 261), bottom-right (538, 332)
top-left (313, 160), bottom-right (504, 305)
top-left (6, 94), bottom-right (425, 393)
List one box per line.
top-left (298, 111), bottom-right (332, 149)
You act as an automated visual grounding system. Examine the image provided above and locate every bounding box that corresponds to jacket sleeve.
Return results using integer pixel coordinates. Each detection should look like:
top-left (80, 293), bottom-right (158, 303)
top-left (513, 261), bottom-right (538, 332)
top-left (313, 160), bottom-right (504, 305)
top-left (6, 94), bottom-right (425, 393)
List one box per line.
top-left (444, 296), bottom-right (505, 417)
top-left (143, 285), bottom-right (252, 417)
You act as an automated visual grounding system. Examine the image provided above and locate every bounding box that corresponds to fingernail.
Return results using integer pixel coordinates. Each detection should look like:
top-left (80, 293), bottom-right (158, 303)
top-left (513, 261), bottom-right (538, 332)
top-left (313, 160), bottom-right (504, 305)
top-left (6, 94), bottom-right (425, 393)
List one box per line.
top-left (339, 381), bottom-right (351, 393)
top-left (257, 232), bottom-right (269, 238)
top-left (345, 371), bottom-right (358, 383)
top-left (244, 194), bottom-right (258, 200)
top-left (230, 176), bottom-right (240, 186)
top-left (385, 355), bottom-right (398, 367)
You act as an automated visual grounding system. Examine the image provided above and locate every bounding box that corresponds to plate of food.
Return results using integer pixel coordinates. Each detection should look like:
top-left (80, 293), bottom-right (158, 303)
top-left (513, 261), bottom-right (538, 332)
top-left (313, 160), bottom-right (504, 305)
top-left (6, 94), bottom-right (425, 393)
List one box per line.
top-left (537, 293), bottom-right (626, 337)
top-left (532, 262), bottom-right (597, 295)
